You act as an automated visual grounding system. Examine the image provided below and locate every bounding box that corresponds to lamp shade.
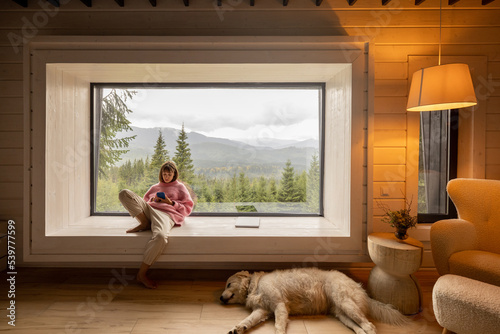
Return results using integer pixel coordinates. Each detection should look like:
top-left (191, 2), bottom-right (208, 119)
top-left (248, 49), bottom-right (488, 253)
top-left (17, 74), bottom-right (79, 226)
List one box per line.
top-left (407, 63), bottom-right (477, 112)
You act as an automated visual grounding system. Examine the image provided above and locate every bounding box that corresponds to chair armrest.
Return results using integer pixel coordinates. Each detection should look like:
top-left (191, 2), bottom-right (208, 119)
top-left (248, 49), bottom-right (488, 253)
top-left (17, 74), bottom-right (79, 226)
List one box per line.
top-left (430, 219), bottom-right (477, 275)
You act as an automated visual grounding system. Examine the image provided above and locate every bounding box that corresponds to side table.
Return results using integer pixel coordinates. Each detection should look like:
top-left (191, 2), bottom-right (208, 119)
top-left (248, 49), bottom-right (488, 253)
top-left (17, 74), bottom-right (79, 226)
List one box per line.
top-left (367, 232), bottom-right (423, 315)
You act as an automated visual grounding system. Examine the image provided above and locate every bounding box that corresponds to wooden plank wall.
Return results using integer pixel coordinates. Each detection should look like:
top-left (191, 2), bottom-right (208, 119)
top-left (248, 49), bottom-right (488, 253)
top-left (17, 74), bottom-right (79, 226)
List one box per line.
top-left (0, 0), bottom-right (499, 264)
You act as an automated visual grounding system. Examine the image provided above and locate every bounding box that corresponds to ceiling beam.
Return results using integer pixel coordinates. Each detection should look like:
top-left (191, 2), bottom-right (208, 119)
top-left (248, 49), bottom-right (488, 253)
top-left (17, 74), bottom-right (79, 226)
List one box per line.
top-left (8, 0), bottom-right (496, 9)
top-left (12, 0), bottom-right (27, 7)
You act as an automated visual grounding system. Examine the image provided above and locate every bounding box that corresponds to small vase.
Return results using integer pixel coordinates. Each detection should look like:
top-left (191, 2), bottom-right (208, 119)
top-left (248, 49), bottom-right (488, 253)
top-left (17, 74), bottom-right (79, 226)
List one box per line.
top-left (395, 228), bottom-right (408, 240)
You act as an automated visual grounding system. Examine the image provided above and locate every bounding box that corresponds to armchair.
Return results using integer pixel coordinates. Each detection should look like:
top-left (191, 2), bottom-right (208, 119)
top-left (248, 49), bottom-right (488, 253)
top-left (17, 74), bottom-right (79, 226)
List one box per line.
top-left (430, 178), bottom-right (500, 286)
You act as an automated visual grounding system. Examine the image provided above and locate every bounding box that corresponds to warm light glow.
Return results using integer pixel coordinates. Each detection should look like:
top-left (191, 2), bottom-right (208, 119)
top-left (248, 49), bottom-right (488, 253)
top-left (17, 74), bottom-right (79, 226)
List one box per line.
top-left (407, 63), bottom-right (477, 112)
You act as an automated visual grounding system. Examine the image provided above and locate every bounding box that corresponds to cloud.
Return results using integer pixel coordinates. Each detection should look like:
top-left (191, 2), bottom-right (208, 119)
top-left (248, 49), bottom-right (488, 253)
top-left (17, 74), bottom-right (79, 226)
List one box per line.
top-left (125, 87), bottom-right (320, 140)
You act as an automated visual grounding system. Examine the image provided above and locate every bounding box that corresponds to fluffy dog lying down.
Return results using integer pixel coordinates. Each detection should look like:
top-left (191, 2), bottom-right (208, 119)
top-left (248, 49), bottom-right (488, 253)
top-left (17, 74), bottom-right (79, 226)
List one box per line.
top-left (220, 268), bottom-right (408, 334)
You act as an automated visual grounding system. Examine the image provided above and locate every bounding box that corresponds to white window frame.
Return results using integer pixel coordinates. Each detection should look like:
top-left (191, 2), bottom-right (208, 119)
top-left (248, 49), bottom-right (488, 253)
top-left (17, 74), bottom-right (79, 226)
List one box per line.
top-left (24, 36), bottom-right (373, 267)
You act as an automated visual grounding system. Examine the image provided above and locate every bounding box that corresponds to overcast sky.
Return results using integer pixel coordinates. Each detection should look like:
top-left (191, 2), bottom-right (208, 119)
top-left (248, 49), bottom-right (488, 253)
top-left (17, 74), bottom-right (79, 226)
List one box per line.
top-left (117, 87), bottom-right (320, 143)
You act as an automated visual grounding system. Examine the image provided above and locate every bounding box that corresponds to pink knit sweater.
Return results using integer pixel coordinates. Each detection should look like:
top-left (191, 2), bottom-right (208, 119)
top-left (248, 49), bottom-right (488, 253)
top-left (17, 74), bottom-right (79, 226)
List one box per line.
top-left (143, 180), bottom-right (194, 226)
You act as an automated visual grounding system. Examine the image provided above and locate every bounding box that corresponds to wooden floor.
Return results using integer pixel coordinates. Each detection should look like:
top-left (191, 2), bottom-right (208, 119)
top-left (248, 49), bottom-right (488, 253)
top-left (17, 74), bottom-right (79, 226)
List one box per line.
top-left (0, 267), bottom-right (445, 333)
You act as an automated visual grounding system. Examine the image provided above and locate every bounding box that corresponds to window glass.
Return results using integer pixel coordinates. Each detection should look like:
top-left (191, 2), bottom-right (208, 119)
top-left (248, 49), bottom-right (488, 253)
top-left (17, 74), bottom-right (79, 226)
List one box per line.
top-left (418, 109), bottom-right (458, 222)
top-left (92, 84), bottom-right (324, 216)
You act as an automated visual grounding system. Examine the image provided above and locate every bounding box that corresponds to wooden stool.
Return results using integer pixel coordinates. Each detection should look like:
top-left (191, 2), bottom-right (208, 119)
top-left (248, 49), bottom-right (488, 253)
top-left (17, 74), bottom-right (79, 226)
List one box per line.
top-left (367, 232), bottom-right (423, 315)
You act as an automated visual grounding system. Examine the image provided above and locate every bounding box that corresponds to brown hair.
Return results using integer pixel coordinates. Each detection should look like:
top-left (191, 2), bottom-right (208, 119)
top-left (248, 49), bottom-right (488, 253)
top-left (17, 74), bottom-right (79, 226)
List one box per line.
top-left (158, 161), bottom-right (179, 183)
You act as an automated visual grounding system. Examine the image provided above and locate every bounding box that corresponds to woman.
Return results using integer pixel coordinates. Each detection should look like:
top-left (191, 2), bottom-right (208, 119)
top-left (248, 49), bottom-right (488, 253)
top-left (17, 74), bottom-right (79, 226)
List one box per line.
top-left (119, 161), bottom-right (194, 289)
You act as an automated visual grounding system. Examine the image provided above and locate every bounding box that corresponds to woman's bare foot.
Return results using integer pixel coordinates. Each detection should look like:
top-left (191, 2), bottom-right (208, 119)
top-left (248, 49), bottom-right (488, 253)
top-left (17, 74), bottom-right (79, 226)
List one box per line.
top-left (126, 223), bottom-right (150, 233)
top-left (136, 262), bottom-right (157, 289)
top-left (137, 272), bottom-right (157, 289)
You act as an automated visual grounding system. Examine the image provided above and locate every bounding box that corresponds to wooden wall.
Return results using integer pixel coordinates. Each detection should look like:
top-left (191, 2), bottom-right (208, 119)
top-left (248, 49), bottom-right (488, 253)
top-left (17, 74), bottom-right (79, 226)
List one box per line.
top-left (1, 0), bottom-right (499, 265)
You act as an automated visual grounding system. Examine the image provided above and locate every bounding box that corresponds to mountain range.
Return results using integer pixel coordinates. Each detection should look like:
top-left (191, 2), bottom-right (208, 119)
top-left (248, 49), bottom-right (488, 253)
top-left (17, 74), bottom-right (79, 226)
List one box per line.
top-left (117, 126), bottom-right (319, 173)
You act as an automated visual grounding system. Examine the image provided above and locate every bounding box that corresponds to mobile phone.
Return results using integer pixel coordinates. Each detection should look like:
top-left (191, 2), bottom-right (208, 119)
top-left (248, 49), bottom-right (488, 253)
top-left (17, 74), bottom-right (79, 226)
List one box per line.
top-left (156, 192), bottom-right (166, 199)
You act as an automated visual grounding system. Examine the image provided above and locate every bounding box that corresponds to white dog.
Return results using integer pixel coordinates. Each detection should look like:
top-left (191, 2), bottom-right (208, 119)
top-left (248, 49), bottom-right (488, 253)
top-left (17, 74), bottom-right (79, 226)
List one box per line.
top-left (220, 268), bottom-right (408, 334)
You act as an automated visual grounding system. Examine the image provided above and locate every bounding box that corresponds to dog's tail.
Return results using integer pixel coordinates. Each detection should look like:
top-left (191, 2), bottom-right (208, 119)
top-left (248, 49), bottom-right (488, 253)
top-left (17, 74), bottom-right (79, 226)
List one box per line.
top-left (367, 298), bottom-right (410, 326)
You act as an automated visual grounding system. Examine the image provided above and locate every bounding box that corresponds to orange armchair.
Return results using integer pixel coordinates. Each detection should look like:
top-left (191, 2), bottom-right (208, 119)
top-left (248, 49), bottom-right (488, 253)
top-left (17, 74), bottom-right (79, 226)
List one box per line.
top-left (430, 178), bottom-right (500, 286)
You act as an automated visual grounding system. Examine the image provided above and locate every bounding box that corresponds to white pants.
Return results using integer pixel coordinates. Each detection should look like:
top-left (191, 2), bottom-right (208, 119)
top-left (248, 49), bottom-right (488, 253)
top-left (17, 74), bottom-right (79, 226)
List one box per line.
top-left (119, 189), bottom-right (175, 265)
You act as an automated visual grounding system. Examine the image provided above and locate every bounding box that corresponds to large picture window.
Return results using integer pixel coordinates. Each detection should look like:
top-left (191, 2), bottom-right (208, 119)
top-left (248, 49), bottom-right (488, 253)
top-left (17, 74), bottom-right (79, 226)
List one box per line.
top-left (27, 37), bottom-right (368, 264)
top-left (92, 84), bottom-right (324, 216)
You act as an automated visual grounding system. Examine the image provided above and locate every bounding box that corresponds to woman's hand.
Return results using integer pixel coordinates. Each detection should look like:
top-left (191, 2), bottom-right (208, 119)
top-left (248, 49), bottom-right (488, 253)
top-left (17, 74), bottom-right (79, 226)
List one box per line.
top-left (152, 195), bottom-right (173, 205)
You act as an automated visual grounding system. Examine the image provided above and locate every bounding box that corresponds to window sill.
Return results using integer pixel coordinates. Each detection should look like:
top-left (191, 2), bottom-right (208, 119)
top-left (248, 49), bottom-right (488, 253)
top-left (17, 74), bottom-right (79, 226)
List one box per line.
top-left (49, 216), bottom-right (348, 237)
top-left (27, 216), bottom-right (367, 266)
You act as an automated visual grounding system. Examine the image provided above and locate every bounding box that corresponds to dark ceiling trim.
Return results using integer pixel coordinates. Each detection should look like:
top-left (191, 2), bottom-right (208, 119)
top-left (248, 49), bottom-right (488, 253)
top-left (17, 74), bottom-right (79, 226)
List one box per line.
top-left (12, 0), bottom-right (27, 7)
top-left (9, 0), bottom-right (498, 8)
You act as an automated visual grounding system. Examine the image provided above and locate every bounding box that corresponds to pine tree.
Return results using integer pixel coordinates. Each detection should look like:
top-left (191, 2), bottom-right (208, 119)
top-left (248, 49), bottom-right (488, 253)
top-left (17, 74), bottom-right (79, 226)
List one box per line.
top-left (98, 89), bottom-right (137, 176)
top-left (202, 184), bottom-right (213, 202)
top-left (295, 171), bottom-right (307, 202)
top-left (133, 158), bottom-right (145, 184)
top-left (213, 182), bottom-right (224, 203)
top-left (150, 130), bottom-right (169, 171)
top-left (173, 123), bottom-right (195, 184)
top-left (237, 172), bottom-right (250, 202)
top-left (278, 160), bottom-right (299, 202)
top-left (256, 176), bottom-right (269, 202)
top-left (248, 179), bottom-right (258, 203)
top-left (307, 153), bottom-right (321, 212)
top-left (225, 174), bottom-right (238, 202)
top-left (148, 131), bottom-right (169, 184)
top-left (118, 160), bottom-right (134, 189)
top-left (269, 179), bottom-right (278, 201)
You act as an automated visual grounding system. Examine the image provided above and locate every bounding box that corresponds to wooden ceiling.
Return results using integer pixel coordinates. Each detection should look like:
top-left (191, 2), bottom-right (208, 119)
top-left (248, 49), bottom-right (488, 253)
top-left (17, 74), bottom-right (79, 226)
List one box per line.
top-left (10, 0), bottom-right (497, 8)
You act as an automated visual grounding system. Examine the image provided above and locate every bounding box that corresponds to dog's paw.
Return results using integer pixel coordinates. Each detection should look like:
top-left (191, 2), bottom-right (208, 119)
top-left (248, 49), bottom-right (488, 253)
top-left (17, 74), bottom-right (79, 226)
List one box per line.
top-left (361, 322), bottom-right (376, 334)
top-left (228, 324), bottom-right (247, 334)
